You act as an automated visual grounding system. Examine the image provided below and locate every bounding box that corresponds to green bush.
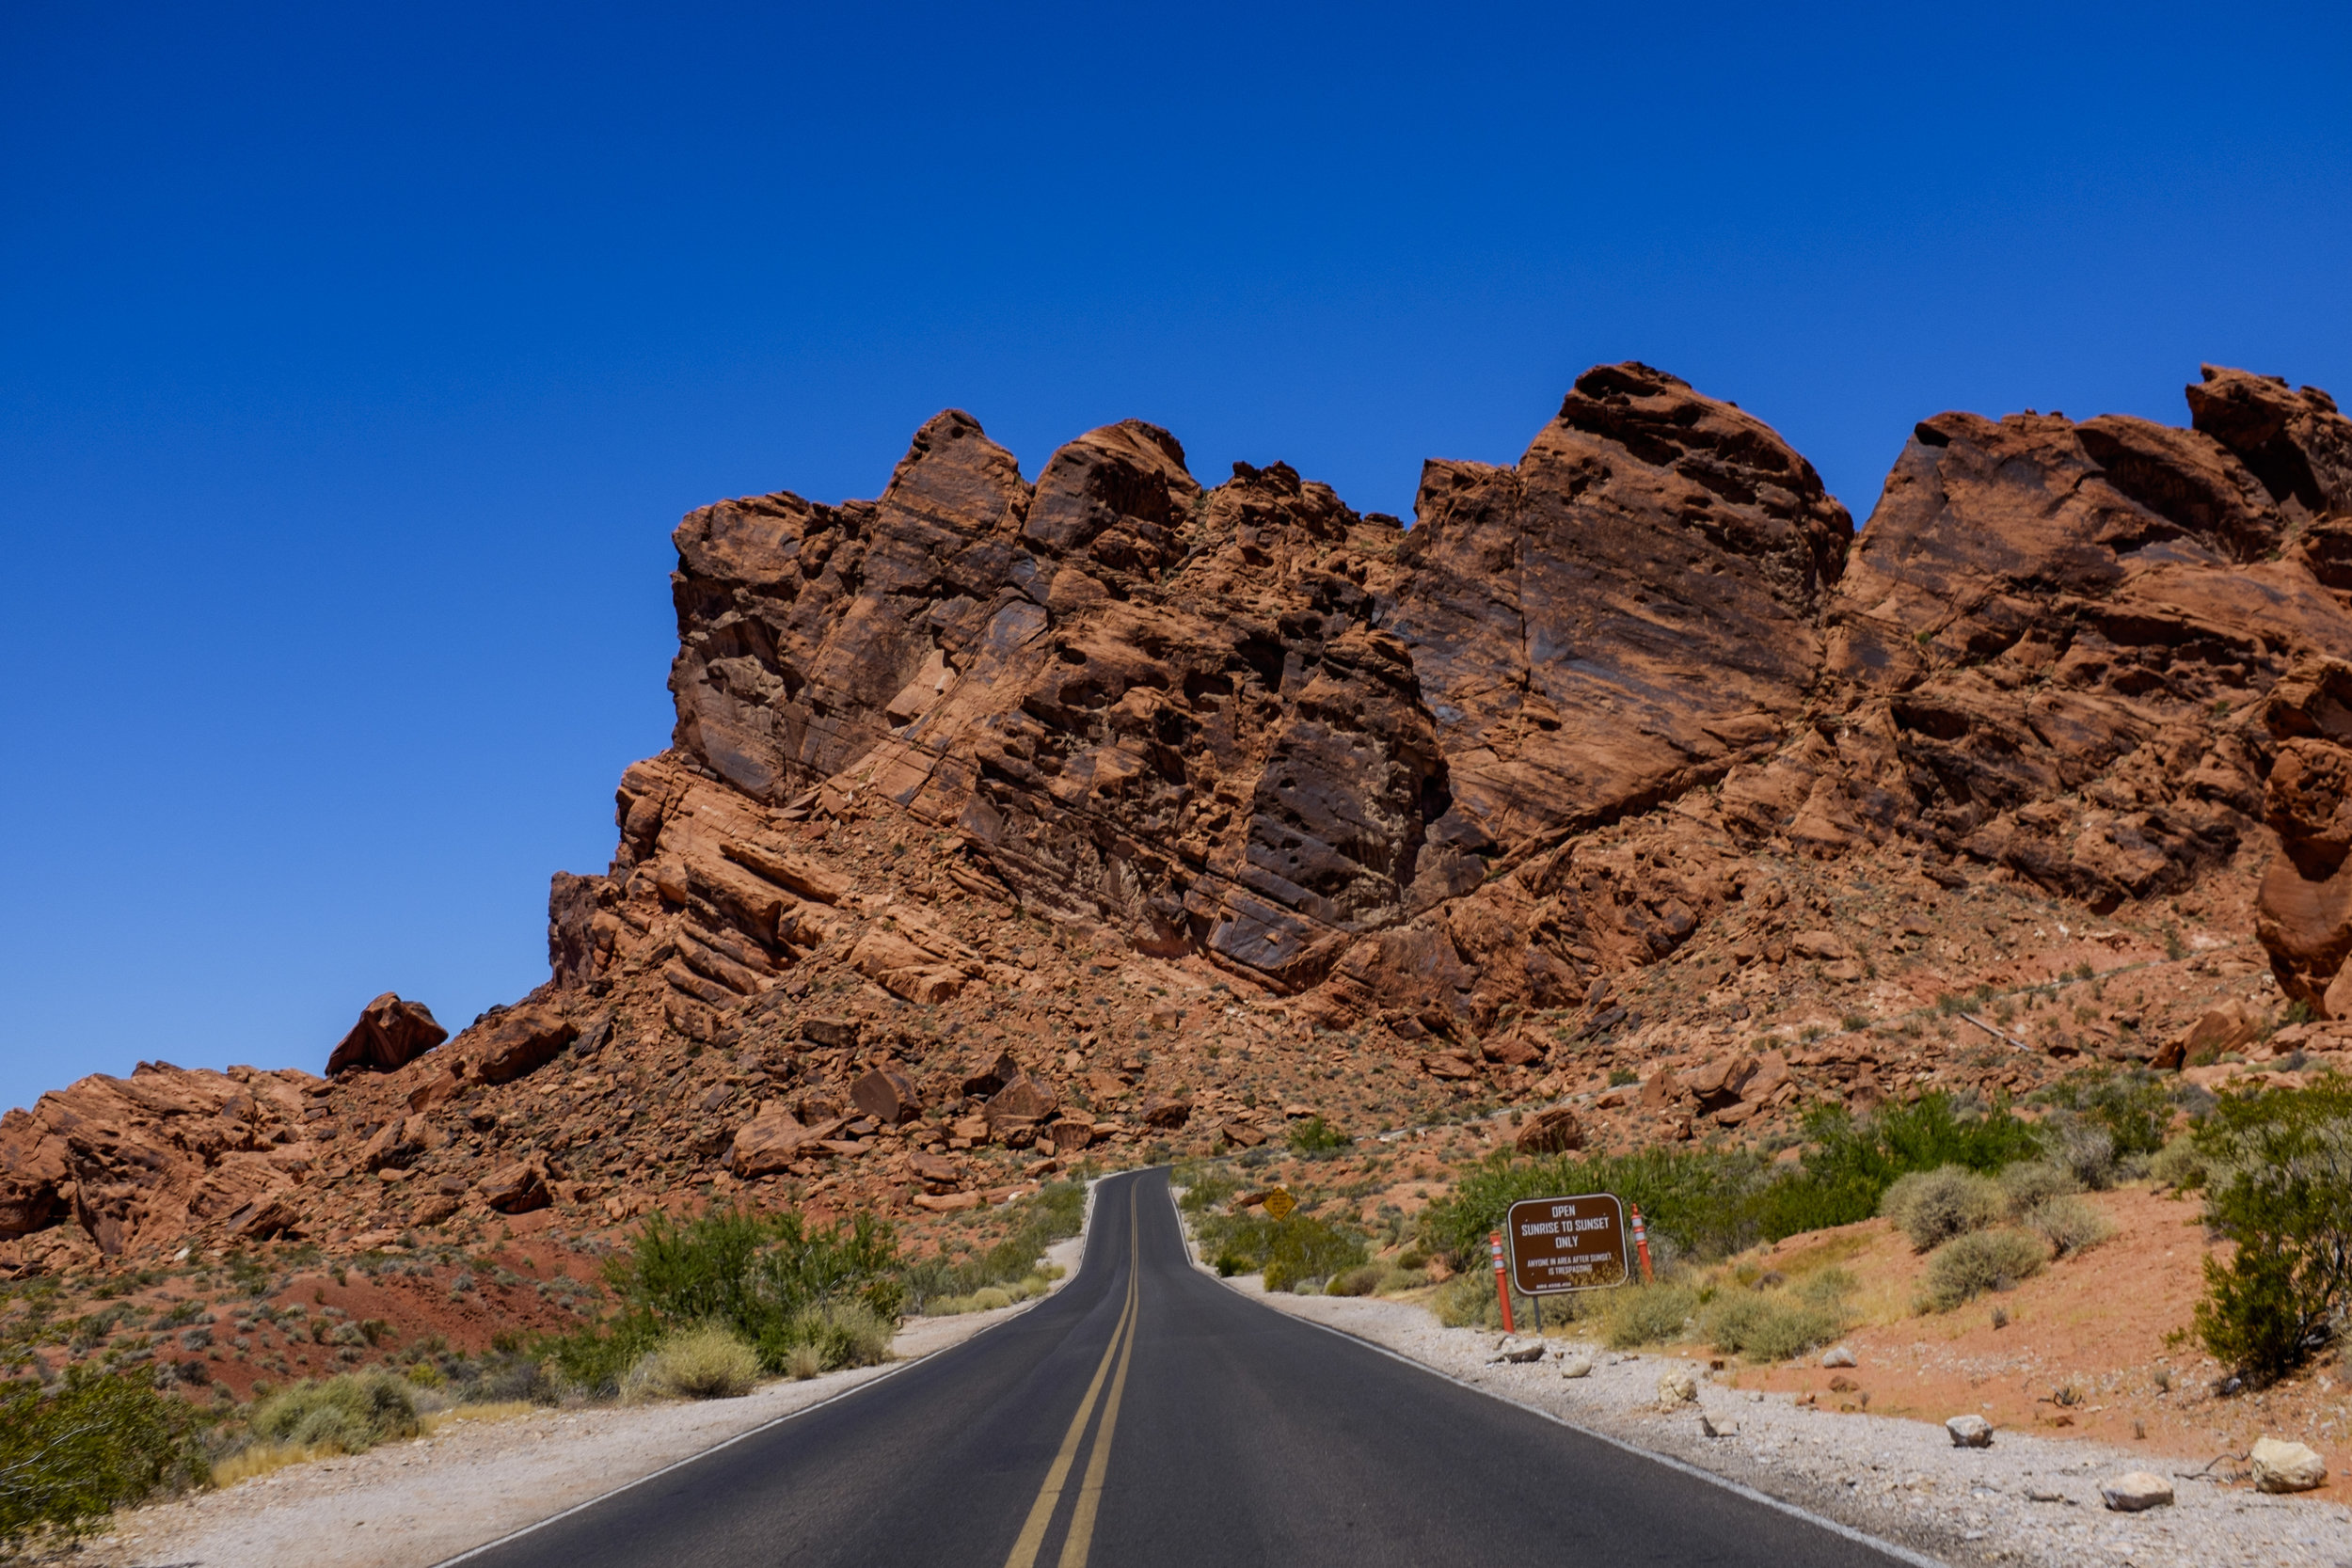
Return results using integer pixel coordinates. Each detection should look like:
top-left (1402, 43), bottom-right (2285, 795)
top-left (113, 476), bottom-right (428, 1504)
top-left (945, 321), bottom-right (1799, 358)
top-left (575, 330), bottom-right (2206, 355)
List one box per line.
top-left (1880, 1166), bottom-right (2004, 1252)
top-left (1325, 1264), bottom-right (1384, 1297)
top-left (1698, 1289), bottom-right (1846, 1363)
top-left (619, 1326), bottom-right (760, 1402)
top-left (0, 1367), bottom-right (206, 1549)
top-left (1917, 1228), bottom-right (2045, 1312)
top-left (246, 1370), bottom-right (420, 1453)
top-left (1420, 1093), bottom-right (2042, 1267)
top-left (2148, 1134), bottom-right (2206, 1190)
top-left (1598, 1282), bottom-right (1697, 1349)
top-left (1432, 1271), bottom-right (1506, 1329)
top-left (2191, 1075), bottom-right (2352, 1385)
top-left (2033, 1068), bottom-right (2175, 1161)
top-left (1288, 1117), bottom-right (1350, 1155)
top-left (1191, 1204), bottom-right (1369, 1292)
top-left (538, 1202), bottom-right (906, 1394)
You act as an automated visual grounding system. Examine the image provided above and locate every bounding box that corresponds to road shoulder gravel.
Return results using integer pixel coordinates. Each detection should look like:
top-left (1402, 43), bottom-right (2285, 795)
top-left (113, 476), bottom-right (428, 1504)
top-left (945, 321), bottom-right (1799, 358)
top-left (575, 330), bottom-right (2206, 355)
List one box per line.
top-left (1229, 1278), bottom-right (2352, 1568)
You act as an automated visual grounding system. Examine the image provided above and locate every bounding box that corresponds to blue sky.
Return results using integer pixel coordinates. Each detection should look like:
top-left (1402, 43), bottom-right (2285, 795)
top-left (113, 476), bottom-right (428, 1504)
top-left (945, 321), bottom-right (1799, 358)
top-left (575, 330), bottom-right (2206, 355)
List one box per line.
top-left (4, 2), bottom-right (2348, 1113)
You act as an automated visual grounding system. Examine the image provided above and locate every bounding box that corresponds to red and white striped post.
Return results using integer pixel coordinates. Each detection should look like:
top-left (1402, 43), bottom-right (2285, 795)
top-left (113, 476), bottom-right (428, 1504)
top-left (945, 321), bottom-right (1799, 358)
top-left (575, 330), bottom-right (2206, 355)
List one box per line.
top-left (1487, 1229), bottom-right (1516, 1333)
top-left (1629, 1202), bottom-right (1655, 1284)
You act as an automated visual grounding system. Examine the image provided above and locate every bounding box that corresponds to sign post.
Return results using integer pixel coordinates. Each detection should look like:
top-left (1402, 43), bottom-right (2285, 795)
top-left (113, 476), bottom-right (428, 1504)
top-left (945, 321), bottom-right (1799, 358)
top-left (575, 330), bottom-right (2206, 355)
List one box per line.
top-left (1487, 1231), bottom-right (1515, 1334)
top-left (1503, 1194), bottom-right (1632, 1302)
top-left (1629, 1201), bottom-right (1654, 1284)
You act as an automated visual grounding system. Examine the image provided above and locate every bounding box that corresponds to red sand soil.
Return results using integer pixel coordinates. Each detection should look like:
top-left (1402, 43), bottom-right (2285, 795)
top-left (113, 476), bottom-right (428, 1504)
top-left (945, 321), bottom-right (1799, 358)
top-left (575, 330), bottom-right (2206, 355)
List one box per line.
top-left (1732, 1188), bottom-right (2348, 1500)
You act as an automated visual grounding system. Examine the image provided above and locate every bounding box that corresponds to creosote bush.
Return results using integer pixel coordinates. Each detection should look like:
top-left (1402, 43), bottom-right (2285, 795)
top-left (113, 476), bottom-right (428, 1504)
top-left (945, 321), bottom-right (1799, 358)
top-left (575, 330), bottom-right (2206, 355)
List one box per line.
top-left (2190, 1075), bottom-right (2352, 1385)
top-left (2022, 1195), bottom-right (2113, 1259)
top-left (0, 1367), bottom-right (206, 1550)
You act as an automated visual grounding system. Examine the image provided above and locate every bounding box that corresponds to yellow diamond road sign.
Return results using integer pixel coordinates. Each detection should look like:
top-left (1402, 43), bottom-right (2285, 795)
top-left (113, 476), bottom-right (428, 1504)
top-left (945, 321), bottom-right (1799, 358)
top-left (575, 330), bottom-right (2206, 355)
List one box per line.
top-left (1263, 1187), bottom-right (1296, 1220)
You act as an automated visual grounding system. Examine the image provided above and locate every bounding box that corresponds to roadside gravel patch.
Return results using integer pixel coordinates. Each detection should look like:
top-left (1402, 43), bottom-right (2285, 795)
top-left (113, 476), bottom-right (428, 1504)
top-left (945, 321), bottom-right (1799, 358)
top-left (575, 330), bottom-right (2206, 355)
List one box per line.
top-left (1233, 1282), bottom-right (2352, 1568)
top-left (83, 1227), bottom-right (1092, 1568)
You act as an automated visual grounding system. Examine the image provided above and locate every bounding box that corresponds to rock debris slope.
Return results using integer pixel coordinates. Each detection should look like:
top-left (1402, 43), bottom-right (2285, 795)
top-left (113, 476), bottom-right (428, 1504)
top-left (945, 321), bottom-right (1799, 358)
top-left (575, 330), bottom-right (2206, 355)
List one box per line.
top-left (8, 360), bottom-right (2352, 1270)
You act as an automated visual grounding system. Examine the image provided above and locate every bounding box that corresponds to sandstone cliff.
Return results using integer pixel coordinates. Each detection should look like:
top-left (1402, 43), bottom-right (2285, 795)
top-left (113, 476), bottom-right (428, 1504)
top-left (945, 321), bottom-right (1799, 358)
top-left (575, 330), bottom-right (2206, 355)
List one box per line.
top-left (8, 360), bottom-right (2349, 1274)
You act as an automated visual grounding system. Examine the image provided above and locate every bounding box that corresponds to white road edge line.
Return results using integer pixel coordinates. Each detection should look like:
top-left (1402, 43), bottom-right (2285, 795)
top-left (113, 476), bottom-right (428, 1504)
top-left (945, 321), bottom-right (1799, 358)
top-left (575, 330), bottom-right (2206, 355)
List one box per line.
top-left (428, 1175), bottom-right (1120, 1568)
top-left (1165, 1181), bottom-right (1949, 1568)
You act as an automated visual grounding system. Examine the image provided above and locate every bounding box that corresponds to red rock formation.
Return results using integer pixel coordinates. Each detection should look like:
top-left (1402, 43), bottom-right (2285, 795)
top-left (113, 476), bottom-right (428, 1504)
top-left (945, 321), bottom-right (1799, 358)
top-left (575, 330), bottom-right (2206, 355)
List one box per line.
top-left (9, 357), bottom-right (2351, 1271)
top-left (326, 993), bottom-right (447, 1076)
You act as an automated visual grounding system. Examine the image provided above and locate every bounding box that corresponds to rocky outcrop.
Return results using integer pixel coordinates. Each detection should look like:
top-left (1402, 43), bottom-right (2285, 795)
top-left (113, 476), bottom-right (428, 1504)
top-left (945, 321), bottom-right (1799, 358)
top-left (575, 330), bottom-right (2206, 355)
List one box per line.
top-left (0, 1064), bottom-right (322, 1257)
top-left (11, 357), bottom-right (2352, 1270)
top-left (326, 993), bottom-right (447, 1076)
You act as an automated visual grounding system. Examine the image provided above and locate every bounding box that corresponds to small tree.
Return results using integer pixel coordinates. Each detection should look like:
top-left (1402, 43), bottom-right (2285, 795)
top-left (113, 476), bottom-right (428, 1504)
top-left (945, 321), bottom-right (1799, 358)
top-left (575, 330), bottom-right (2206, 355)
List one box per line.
top-left (2192, 1076), bottom-right (2352, 1385)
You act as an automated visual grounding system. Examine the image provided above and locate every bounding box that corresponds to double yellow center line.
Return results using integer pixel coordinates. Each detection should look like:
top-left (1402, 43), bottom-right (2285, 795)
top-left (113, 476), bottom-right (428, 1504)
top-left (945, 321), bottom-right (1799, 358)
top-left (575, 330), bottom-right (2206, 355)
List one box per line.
top-left (1002, 1182), bottom-right (1140, 1568)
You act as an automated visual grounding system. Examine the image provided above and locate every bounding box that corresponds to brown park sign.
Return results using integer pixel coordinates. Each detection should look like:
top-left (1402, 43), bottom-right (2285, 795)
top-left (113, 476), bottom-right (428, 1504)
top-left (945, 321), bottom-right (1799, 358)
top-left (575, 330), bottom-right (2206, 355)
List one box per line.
top-left (1505, 1194), bottom-right (1630, 1295)
top-left (1262, 1187), bottom-right (1296, 1221)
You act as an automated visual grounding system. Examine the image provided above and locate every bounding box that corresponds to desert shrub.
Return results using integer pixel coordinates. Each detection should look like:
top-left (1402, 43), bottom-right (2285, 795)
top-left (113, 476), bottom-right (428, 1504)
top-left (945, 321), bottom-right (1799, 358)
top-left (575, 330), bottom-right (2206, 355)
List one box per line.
top-left (1917, 1228), bottom-right (2045, 1312)
top-left (1325, 1264), bottom-right (1384, 1297)
top-left (1599, 1282), bottom-right (1698, 1349)
top-left (246, 1370), bottom-right (420, 1454)
top-left (2191, 1075), bottom-right (2352, 1385)
top-left (1421, 1093), bottom-right (2042, 1267)
top-left (538, 1202), bottom-right (906, 1394)
top-left (1433, 1271), bottom-right (1505, 1329)
top-left (899, 1181), bottom-right (1086, 1314)
top-left (1288, 1116), bottom-right (1350, 1156)
top-left (784, 1343), bottom-right (824, 1381)
top-left (2033, 1068), bottom-right (2175, 1162)
top-left (1192, 1207), bottom-right (1369, 1292)
top-left (0, 1367), bottom-right (205, 1549)
top-left (1795, 1266), bottom-right (1856, 1307)
top-left (2022, 1195), bottom-right (2113, 1259)
top-left (1880, 1165), bottom-right (2004, 1252)
top-left (2042, 1114), bottom-right (2119, 1190)
top-left (1699, 1289), bottom-right (1846, 1363)
top-left (2148, 1134), bottom-right (2206, 1190)
top-left (1996, 1160), bottom-right (2080, 1215)
top-left (618, 1326), bottom-right (759, 1402)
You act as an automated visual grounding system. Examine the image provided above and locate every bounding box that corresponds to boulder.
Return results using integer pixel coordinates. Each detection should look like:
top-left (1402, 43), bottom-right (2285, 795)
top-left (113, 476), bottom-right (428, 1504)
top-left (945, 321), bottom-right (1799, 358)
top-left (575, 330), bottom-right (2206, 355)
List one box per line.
top-left (730, 1112), bottom-right (847, 1179)
top-left (1488, 1337), bottom-right (1546, 1364)
top-left (1514, 1106), bottom-right (1584, 1156)
top-left (1138, 1096), bottom-right (1193, 1130)
top-left (1820, 1345), bottom-right (1856, 1368)
top-left (1656, 1370), bottom-right (1698, 1409)
top-left (850, 1069), bottom-right (922, 1126)
top-left (963, 1053), bottom-right (1024, 1098)
top-left (478, 1161), bottom-right (550, 1215)
top-left (2098, 1471), bottom-right (2174, 1513)
top-left (1699, 1411), bottom-right (1740, 1438)
top-left (326, 993), bottom-right (448, 1076)
top-left (985, 1074), bottom-right (1058, 1132)
top-left (1559, 1354), bottom-right (1594, 1379)
top-left (2250, 1436), bottom-right (2327, 1494)
top-left (907, 1150), bottom-right (961, 1187)
top-left (803, 1018), bottom-right (861, 1050)
top-left (914, 1191), bottom-right (982, 1213)
top-left (465, 1003), bottom-right (579, 1085)
top-left (1946, 1414), bottom-right (1994, 1449)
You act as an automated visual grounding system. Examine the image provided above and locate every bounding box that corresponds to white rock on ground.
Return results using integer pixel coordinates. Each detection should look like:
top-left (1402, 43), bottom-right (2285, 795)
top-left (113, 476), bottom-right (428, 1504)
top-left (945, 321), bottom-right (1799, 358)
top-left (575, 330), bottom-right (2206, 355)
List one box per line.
top-left (1226, 1281), bottom-right (2352, 1568)
top-left (1656, 1370), bottom-right (1697, 1408)
top-left (2100, 1471), bottom-right (2175, 1512)
top-left (2252, 1438), bottom-right (2328, 1495)
top-left (1947, 1415), bottom-right (1994, 1449)
top-left (1820, 1344), bottom-right (1857, 1368)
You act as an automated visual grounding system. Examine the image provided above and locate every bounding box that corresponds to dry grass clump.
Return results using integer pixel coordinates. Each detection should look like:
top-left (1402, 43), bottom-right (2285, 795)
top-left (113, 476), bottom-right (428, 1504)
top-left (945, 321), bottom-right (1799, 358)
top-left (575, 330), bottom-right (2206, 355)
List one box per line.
top-left (620, 1325), bottom-right (761, 1402)
top-left (926, 1274), bottom-right (1056, 1316)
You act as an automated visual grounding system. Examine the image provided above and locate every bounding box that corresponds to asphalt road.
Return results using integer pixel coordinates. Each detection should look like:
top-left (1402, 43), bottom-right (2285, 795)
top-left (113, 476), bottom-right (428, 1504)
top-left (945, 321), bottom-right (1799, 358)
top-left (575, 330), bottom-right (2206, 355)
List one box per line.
top-left (452, 1169), bottom-right (1915, 1568)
